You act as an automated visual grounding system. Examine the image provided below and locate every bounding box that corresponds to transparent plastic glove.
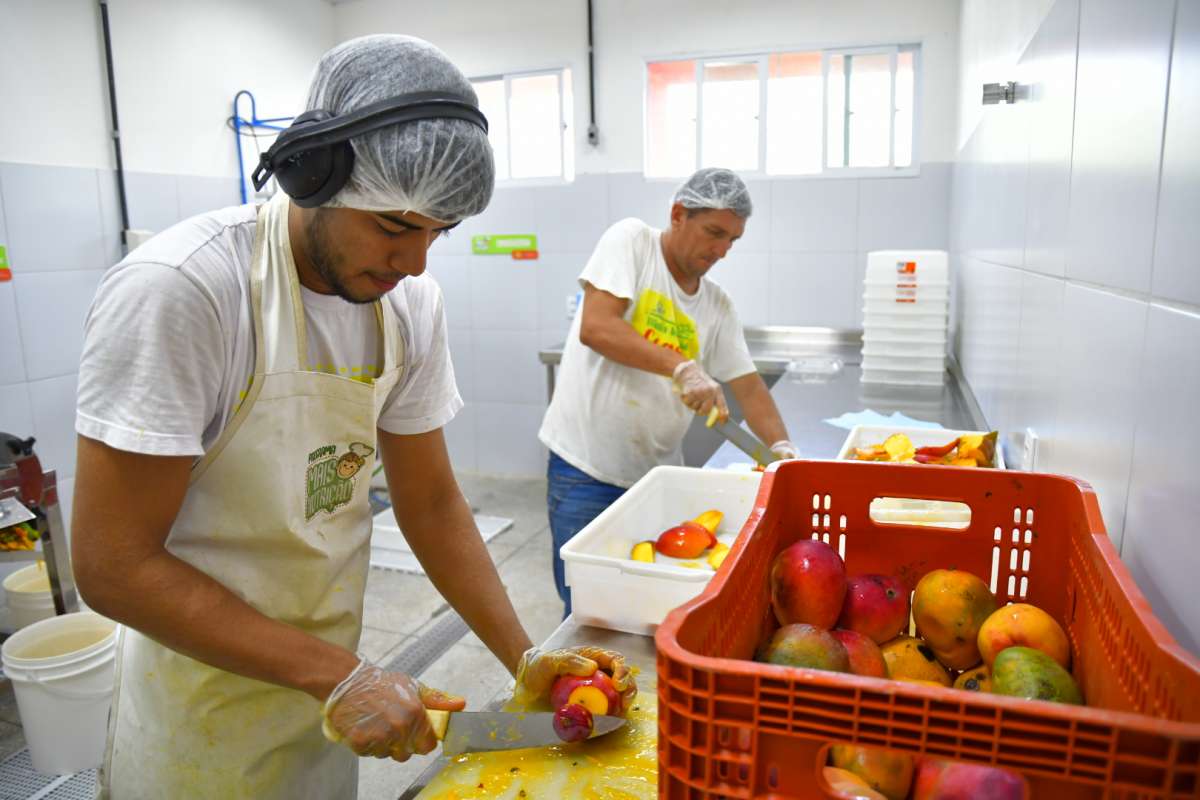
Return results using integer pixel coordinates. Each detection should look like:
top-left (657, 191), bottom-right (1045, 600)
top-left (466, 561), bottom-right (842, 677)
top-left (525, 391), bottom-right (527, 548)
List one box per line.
top-left (671, 360), bottom-right (729, 422)
top-left (512, 645), bottom-right (638, 711)
top-left (770, 440), bottom-right (799, 460)
top-left (322, 659), bottom-right (465, 761)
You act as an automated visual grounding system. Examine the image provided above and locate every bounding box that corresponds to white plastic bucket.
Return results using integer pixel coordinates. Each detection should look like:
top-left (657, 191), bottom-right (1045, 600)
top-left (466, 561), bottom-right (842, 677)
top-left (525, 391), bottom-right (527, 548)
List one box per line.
top-left (3, 563), bottom-right (56, 630)
top-left (1, 611), bottom-right (118, 775)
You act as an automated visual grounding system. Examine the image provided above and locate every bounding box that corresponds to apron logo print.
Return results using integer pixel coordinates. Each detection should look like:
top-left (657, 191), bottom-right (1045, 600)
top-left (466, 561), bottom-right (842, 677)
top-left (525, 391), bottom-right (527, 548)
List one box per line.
top-left (305, 442), bottom-right (375, 520)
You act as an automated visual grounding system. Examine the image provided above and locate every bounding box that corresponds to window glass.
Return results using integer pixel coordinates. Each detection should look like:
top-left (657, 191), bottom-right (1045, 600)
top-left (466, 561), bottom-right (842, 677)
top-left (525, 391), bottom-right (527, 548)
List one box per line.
top-left (646, 59), bottom-right (697, 177)
top-left (700, 60), bottom-right (759, 171)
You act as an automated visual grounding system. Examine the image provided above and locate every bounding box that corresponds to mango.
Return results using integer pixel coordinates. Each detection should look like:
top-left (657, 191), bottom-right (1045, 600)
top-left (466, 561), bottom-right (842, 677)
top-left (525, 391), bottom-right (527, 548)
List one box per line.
top-left (912, 569), bottom-right (997, 670)
top-left (823, 766), bottom-right (887, 799)
top-left (953, 665), bottom-right (991, 693)
top-left (977, 603), bottom-right (1070, 669)
top-left (829, 745), bottom-right (915, 800)
top-left (832, 629), bottom-right (888, 678)
top-left (880, 636), bottom-right (952, 686)
top-left (770, 539), bottom-right (847, 628)
top-left (911, 757), bottom-right (1024, 800)
top-left (991, 646), bottom-right (1082, 705)
top-left (838, 574), bottom-right (911, 644)
top-left (757, 624), bottom-right (850, 673)
top-left (707, 542), bottom-right (730, 569)
top-left (630, 541), bottom-right (655, 563)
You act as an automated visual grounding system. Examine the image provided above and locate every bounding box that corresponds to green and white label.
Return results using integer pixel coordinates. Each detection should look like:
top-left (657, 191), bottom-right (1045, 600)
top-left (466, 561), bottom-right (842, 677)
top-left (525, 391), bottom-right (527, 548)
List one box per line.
top-left (472, 234), bottom-right (538, 255)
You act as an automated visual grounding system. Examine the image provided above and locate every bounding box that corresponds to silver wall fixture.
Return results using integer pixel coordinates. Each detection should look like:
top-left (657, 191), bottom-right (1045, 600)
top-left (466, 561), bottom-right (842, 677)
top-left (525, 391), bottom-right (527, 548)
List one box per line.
top-left (982, 81), bottom-right (1018, 105)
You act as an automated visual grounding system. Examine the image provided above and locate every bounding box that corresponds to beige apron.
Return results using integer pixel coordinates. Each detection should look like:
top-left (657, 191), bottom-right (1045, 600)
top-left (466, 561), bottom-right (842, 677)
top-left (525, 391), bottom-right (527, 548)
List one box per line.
top-left (100, 193), bottom-right (403, 799)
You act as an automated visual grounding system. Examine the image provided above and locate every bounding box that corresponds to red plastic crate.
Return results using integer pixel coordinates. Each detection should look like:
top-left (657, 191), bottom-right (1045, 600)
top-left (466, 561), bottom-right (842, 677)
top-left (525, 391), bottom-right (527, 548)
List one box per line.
top-left (655, 460), bottom-right (1200, 799)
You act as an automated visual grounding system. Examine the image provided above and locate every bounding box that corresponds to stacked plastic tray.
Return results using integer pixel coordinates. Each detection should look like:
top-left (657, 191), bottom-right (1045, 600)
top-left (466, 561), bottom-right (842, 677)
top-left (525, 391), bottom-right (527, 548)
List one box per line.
top-left (861, 250), bottom-right (949, 385)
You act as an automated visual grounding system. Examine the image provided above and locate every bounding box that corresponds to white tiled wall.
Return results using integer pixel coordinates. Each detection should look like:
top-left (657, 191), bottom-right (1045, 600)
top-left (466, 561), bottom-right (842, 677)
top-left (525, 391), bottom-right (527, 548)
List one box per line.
top-left (953, 0), bottom-right (1200, 652)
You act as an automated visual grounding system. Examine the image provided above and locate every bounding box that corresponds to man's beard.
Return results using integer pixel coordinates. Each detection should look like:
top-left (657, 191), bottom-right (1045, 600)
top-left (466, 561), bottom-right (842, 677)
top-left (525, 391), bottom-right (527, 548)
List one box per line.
top-left (306, 210), bottom-right (375, 305)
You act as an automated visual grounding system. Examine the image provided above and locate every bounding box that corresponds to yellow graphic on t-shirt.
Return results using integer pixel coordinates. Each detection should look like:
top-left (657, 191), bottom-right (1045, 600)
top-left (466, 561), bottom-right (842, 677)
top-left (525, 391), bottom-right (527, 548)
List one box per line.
top-left (630, 289), bottom-right (699, 359)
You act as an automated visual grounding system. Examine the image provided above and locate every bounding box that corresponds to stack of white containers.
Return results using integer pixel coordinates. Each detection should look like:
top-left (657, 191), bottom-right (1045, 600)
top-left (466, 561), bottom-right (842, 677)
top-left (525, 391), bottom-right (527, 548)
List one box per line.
top-left (860, 250), bottom-right (949, 385)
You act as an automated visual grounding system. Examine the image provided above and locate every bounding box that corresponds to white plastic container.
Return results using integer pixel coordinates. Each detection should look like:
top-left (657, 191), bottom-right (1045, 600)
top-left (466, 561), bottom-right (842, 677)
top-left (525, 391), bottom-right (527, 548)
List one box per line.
top-left (864, 296), bottom-right (948, 315)
top-left (559, 466), bottom-right (762, 635)
top-left (861, 365), bottom-right (945, 386)
top-left (862, 354), bottom-right (946, 373)
top-left (836, 425), bottom-right (1006, 469)
top-left (863, 287), bottom-right (950, 304)
top-left (3, 563), bottom-right (56, 631)
top-left (862, 325), bottom-right (947, 345)
top-left (865, 250), bottom-right (949, 283)
top-left (861, 337), bottom-right (946, 359)
top-left (1, 611), bottom-right (118, 775)
top-left (863, 308), bottom-right (948, 328)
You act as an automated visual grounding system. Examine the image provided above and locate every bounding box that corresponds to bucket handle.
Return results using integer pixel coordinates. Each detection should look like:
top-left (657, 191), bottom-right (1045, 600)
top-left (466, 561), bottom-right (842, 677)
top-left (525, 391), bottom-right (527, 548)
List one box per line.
top-left (10, 669), bottom-right (113, 701)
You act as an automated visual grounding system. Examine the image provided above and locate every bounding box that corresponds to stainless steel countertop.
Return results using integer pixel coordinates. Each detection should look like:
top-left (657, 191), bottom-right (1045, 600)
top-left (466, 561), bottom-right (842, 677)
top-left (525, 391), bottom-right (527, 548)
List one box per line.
top-left (400, 618), bottom-right (654, 798)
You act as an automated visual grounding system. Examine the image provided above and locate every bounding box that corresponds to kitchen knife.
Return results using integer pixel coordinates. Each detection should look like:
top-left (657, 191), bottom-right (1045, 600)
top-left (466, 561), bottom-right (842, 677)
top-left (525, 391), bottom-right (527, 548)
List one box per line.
top-left (427, 709), bottom-right (626, 756)
top-left (708, 415), bottom-right (778, 467)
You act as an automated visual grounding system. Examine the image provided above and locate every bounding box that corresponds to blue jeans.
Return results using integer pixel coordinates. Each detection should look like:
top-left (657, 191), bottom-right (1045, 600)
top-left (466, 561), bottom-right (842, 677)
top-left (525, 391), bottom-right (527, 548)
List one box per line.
top-left (547, 451), bottom-right (626, 618)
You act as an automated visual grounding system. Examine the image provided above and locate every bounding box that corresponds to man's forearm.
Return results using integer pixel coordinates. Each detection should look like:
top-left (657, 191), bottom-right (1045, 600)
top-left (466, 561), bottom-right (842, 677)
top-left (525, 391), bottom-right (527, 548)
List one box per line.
top-left (732, 373), bottom-right (790, 447)
top-left (399, 489), bottom-right (532, 675)
top-left (80, 551), bottom-right (358, 702)
top-left (580, 315), bottom-right (686, 377)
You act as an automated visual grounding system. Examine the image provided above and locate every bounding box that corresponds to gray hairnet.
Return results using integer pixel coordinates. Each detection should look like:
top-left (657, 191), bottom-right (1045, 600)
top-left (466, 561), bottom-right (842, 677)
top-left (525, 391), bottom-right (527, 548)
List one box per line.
top-left (672, 168), bottom-right (753, 219)
top-left (304, 34), bottom-right (494, 223)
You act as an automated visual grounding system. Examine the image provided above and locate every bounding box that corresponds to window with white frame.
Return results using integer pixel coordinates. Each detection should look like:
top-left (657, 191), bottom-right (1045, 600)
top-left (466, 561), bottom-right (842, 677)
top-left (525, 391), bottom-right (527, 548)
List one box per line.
top-left (645, 45), bottom-right (918, 178)
top-left (472, 68), bottom-right (574, 182)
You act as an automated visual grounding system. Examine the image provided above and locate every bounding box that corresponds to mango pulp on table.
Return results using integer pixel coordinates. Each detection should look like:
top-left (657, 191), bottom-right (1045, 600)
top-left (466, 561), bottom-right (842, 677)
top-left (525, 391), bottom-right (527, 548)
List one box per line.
top-left (416, 696), bottom-right (658, 799)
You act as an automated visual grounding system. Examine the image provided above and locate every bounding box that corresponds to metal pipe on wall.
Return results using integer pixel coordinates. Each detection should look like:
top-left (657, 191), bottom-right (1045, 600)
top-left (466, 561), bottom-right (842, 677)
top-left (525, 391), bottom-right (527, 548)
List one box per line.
top-left (98, 0), bottom-right (130, 248)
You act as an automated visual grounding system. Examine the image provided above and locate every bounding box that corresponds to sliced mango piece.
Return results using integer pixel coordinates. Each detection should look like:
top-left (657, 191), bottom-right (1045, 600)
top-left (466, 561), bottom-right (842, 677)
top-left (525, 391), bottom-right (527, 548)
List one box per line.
top-left (692, 509), bottom-right (724, 535)
top-left (708, 542), bottom-right (730, 570)
top-left (630, 541), bottom-right (655, 562)
top-left (426, 709), bottom-right (450, 740)
top-left (883, 433), bottom-right (915, 462)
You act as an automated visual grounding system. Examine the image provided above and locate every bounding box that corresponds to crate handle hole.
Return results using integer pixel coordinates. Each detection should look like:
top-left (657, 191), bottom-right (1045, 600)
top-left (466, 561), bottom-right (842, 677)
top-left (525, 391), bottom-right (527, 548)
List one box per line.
top-left (767, 764), bottom-right (779, 789)
top-left (869, 498), bottom-right (971, 530)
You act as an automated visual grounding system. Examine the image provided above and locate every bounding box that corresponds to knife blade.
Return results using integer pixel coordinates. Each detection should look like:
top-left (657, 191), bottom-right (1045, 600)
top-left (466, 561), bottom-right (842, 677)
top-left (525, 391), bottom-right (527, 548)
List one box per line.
top-left (710, 417), bottom-right (778, 467)
top-left (428, 709), bottom-right (627, 756)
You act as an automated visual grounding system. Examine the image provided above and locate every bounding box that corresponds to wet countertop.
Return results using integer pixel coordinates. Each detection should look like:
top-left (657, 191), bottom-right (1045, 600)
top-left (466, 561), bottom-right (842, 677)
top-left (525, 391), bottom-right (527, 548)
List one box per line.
top-left (401, 619), bottom-right (655, 798)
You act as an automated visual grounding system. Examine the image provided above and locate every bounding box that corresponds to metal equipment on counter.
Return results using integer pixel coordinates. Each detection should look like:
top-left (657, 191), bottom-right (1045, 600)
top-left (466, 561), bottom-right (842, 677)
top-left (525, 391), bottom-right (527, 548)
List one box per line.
top-left (0, 433), bottom-right (79, 619)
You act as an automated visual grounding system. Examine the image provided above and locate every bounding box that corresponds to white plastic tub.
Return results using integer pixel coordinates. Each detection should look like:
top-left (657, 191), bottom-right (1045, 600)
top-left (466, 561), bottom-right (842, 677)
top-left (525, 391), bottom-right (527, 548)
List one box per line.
top-left (865, 250), bottom-right (949, 283)
top-left (3, 563), bottom-right (56, 631)
top-left (861, 325), bottom-right (947, 345)
top-left (559, 466), bottom-right (763, 635)
top-left (863, 289), bottom-right (950, 307)
top-left (864, 296), bottom-right (948, 315)
top-left (861, 337), bottom-right (946, 359)
top-left (861, 365), bottom-right (946, 386)
top-left (2, 611), bottom-right (118, 775)
top-left (836, 425), bottom-right (1006, 469)
top-left (863, 308), bottom-right (948, 328)
top-left (861, 351), bottom-right (947, 372)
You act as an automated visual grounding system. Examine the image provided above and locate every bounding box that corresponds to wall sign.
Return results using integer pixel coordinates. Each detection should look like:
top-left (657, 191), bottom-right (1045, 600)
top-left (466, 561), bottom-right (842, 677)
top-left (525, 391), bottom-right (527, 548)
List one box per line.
top-left (471, 234), bottom-right (538, 256)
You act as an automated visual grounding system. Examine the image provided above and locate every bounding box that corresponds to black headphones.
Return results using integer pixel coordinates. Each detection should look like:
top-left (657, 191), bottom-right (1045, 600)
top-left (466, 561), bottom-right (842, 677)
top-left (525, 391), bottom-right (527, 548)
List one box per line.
top-left (251, 91), bottom-right (489, 208)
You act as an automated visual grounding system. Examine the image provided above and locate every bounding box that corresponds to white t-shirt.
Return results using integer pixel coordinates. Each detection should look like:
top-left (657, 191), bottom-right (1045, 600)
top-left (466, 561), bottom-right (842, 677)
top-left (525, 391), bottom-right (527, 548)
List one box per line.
top-left (538, 217), bottom-right (756, 487)
top-left (76, 203), bottom-right (462, 458)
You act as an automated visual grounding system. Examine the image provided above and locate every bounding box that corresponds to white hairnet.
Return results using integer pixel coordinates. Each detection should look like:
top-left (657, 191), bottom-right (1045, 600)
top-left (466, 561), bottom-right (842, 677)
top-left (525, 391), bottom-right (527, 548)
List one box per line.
top-left (305, 34), bottom-right (494, 223)
top-left (672, 168), bottom-right (753, 219)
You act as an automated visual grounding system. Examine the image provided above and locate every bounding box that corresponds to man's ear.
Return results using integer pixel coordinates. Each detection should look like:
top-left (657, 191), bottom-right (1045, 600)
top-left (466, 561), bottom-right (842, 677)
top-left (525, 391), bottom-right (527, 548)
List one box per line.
top-left (669, 202), bottom-right (687, 229)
